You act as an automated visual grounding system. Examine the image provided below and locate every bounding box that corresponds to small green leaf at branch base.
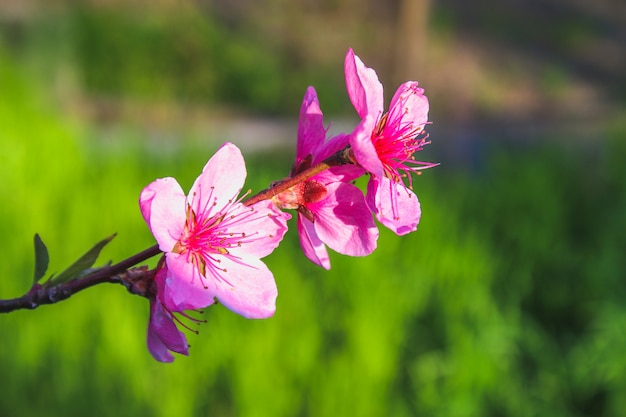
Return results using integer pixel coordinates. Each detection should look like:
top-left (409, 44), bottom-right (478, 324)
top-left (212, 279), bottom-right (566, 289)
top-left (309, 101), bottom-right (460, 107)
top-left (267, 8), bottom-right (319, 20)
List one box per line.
top-left (51, 234), bottom-right (117, 285)
top-left (32, 234), bottom-right (49, 286)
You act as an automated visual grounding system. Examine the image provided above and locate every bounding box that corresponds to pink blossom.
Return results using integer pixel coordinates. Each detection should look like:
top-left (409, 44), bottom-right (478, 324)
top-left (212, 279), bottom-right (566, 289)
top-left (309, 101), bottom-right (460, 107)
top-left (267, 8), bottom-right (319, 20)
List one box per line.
top-left (345, 48), bottom-right (436, 235)
top-left (140, 142), bottom-right (289, 318)
top-left (147, 265), bottom-right (189, 363)
top-left (274, 86), bottom-right (378, 269)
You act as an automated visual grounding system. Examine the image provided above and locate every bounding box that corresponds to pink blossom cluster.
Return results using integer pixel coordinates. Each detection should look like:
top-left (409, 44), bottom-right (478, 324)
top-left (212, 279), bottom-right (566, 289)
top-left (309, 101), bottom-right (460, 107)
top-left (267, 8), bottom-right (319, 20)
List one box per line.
top-left (139, 48), bottom-right (434, 362)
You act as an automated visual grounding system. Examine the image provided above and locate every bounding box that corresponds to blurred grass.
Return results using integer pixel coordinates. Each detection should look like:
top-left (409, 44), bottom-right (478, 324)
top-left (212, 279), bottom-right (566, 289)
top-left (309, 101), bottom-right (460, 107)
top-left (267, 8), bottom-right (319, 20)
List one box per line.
top-left (2, 29), bottom-right (626, 417)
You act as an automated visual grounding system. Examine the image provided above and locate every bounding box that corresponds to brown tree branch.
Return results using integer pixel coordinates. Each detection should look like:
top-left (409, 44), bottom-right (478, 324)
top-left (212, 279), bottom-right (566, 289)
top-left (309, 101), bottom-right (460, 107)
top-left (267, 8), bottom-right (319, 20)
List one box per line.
top-left (0, 245), bottom-right (161, 313)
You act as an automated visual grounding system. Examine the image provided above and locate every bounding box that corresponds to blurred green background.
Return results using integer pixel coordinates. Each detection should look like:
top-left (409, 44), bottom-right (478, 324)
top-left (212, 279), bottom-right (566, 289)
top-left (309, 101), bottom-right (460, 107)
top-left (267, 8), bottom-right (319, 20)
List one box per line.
top-left (1, 0), bottom-right (625, 416)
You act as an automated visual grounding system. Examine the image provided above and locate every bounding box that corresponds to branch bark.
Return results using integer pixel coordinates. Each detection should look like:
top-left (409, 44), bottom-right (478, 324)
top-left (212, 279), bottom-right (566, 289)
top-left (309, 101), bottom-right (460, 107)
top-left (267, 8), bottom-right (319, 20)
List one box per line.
top-left (0, 245), bottom-right (161, 313)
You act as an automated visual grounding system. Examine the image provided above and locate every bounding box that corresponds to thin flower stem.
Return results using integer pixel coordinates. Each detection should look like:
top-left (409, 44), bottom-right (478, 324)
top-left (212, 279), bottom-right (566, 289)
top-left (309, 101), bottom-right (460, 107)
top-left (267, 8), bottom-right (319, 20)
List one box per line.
top-left (243, 161), bottom-right (332, 207)
top-left (0, 146), bottom-right (354, 314)
top-left (243, 147), bottom-right (352, 207)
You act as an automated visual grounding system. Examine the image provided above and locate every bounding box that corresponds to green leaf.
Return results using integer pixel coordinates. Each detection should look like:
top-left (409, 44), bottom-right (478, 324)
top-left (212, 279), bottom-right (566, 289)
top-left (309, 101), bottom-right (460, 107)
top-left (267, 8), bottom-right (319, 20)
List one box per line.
top-left (33, 233), bottom-right (49, 285)
top-left (51, 234), bottom-right (117, 284)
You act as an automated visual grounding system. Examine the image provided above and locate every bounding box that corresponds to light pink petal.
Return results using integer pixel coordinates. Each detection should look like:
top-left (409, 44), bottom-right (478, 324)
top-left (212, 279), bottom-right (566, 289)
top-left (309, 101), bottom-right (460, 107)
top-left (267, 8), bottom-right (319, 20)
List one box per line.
top-left (309, 182), bottom-right (378, 256)
top-left (297, 216), bottom-right (331, 270)
top-left (223, 200), bottom-right (291, 259)
top-left (164, 251), bottom-right (279, 319)
top-left (162, 253), bottom-right (218, 311)
top-left (367, 176), bottom-right (421, 236)
top-left (388, 81), bottom-right (429, 127)
top-left (297, 86), bottom-right (326, 162)
top-left (147, 299), bottom-right (189, 362)
top-left (209, 257), bottom-right (278, 319)
top-left (344, 48), bottom-right (384, 119)
top-left (188, 142), bottom-right (246, 217)
top-left (349, 116), bottom-right (385, 177)
top-left (143, 178), bottom-right (187, 252)
top-left (139, 182), bottom-right (157, 227)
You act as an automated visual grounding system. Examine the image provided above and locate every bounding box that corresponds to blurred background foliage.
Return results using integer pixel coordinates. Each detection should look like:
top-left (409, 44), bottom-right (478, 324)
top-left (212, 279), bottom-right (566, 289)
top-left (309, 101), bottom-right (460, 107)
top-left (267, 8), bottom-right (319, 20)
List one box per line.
top-left (1, 0), bottom-right (625, 416)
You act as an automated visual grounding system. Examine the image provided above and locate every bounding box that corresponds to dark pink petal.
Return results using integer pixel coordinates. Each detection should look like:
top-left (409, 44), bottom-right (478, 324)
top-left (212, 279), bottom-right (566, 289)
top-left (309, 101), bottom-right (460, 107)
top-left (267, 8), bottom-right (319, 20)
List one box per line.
top-left (309, 182), bottom-right (378, 256)
top-left (311, 133), bottom-right (350, 165)
top-left (188, 142), bottom-right (246, 217)
top-left (143, 178), bottom-right (187, 252)
top-left (388, 81), bottom-right (429, 128)
top-left (367, 176), bottom-right (421, 236)
top-left (314, 165), bottom-right (365, 186)
top-left (208, 257), bottom-right (279, 319)
top-left (349, 116), bottom-right (385, 177)
top-left (147, 316), bottom-right (175, 363)
top-left (147, 298), bottom-right (189, 363)
top-left (297, 216), bottom-right (331, 270)
top-left (297, 86), bottom-right (326, 163)
top-left (344, 48), bottom-right (384, 119)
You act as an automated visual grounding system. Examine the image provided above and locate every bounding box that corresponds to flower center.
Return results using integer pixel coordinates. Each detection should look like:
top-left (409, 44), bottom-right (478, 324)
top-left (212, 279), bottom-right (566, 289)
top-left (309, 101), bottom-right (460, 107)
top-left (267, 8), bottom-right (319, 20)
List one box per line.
top-left (370, 103), bottom-right (436, 189)
top-left (172, 204), bottom-right (231, 278)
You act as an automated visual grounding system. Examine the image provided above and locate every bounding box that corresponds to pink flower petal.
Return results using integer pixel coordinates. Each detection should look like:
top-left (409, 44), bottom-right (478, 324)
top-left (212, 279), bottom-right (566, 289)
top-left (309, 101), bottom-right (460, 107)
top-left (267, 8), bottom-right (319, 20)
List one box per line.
top-left (309, 182), bottom-right (378, 256)
top-left (314, 165), bottom-right (365, 185)
top-left (297, 86), bottom-right (326, 163)
top-left (188, 143), bottom-right (246, 218)
top-left (139, 183), bottom-right (157, 227)
top-left (349, 116), bottom-right (385, 177)
top-left (147, 266), bottom-right (190, 362)
top-left (311, 133), bottom-right (350, 165)
top-left (147, 298), bottom-right (189, 362)
top-left (162, 252), bottom-right (218, 311)
top-left (209, 256), bottom-right (279, 319)
top-left (143, 178), bottom-right (187, 252)
top-left (389, 81), bottom-right (429, 128)
top-left (344, 48), bottom-right (384, 119)
top-left (297, 216), bottom-right (331, 270)
top-left (147, 318), bottom-right (175, 363)
top-left (224, 200), bottom-right (291, 259)
top-left (367, 176), bottom-right (421, 236)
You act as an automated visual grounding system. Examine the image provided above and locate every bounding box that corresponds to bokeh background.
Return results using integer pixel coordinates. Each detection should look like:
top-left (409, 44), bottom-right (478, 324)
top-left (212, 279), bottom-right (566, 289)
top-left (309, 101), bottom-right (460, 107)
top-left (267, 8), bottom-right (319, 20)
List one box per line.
top-left (1, 0), bottom-right (625, 416)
